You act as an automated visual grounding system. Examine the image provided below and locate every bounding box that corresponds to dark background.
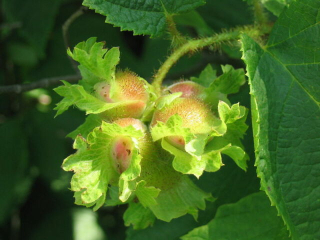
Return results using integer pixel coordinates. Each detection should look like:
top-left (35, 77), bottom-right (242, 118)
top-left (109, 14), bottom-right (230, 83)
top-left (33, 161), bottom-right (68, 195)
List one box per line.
top-left (0, 0), bottom-right (264, 239)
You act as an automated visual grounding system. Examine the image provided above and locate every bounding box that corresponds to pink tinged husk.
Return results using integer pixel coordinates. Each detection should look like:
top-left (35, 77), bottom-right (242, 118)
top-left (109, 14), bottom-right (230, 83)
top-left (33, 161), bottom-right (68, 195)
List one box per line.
top-left (113, 118), bottom-right (147, 132)
top-left (111, 136), bottom-right (134, 173)
top-left (166, 136), bottom-right (185, 150)
top-left (151, 97), bottom-right (215, 135)
top-left (164, 81), bottom-right (205, 99)
top-left (94, 82), bottom-right (113, 102)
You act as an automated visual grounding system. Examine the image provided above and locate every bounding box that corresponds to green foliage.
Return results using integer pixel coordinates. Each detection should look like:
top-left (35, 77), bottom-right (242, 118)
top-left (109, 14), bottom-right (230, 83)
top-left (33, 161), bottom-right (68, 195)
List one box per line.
top-left (181, 192), bottom-right (290, 240)
top-left (67, 37), bottom-right (120, 90)
top-left (83, 0), bottom-right (205, 37)
top-left (261, 0), bottom-right (292, 16)
top-left (0, 120), bottom-right (33, 225)
top-left (242, 0), bottom-right (320, 238)
top-left (2, 0), bottom-right (61, 58)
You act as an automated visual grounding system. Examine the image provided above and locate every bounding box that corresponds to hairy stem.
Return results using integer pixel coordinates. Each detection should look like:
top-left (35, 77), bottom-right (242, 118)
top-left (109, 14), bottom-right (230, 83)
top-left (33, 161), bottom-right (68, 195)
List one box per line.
top-left (166, 14), bottom-right (187, 47)
top-left (252, 0), bottom-right (268, 25)
top-left (152, 24), bottom-right (271, 95)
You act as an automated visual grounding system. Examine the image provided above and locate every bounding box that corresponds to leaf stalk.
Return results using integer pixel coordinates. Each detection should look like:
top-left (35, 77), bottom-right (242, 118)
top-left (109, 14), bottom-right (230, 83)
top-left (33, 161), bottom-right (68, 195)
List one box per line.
top-left (151, 24), bottom-right (271, 95)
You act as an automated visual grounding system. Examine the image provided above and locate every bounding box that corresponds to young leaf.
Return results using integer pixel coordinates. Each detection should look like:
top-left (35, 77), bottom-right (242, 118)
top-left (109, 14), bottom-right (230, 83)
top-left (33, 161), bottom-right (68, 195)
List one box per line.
top-left (67, 114), bottom-right (102, 139)
top-left (135, 180), bottom-right (161, 207)
top-left (192, 64), bottom-right (246, 111)
top-left (67, 37), bottom-right (120, 91)
top-left (82, 0), bottom-right (205, 37)
top-left (207, 65), bottom-right (246, 95)
top-left (54, 81), bottom-right (141, 116)
top-left (181, 192), bottom-right (290, 240)
top-left (148, 176), bottom-right (214, 222)
top-left (190, 64), bottom-right (217, 87)
top-left (242, 0), bottom-right (320, 238)
top-left (124, 202), bottom-right (156, 230)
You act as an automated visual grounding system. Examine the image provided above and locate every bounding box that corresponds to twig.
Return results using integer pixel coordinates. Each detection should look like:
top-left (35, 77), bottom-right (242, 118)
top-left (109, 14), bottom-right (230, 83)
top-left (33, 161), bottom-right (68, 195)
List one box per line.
top-left (151, 24), bottom-right (271, 95)
top-left (0, 22), bottom-right (22, 31)
top-left (0, 74), bottom-right (81, 94)
top-left (62, 6), bottom-right (86, 73)
top-left (252, 0), bottom-right (268, 25)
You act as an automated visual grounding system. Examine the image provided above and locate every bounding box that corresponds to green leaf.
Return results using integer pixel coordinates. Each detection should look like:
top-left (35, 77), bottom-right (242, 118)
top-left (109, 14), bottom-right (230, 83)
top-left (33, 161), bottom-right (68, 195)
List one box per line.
top-left (218, 101), bottom-right (246, 124)
top-left (151, 114), bottom-right (195, 143)
top-left (208, 65), bottom-right (246, 95)
top-left (135, 181), bottom-right (160, 207)
top-left (261, 0), bottom-right (291, 16)
top-left (193, 65), bottom-right (246, 112)
top-left (2, 0), bottom-right (61, 58)
top-left (190, 64), bottom-right (217, 88)
top-left (68, 37), bottom-right (120, 91)
top-left (124, 202), bottom-right (156, 230)
top-left (54, 81), bottom-right (141, 116)
top-left (67, 114), bottom-right (103, 139)
top-left (105, 186), bottom-right (128, 206)
top-left (0, 119), bottom-right (33, 225)
top-left (62, 121), bottom-right (144, 210)
top-left (174, 10), bottom-right (214, 37)
top-left (149, 176), bottom-right (213, 222)
top-left (197, 0), bottom-right (252, 31)
top-left (181, 192), bottom-right (290, 240)
top-left (7, 42), bottom-right (38, 67)
top-left (82, 0), bottom-right (205, 37)
top-left (241, 0), bottom-right (320, 238)
top-left (156, 92), bottom-right (183, 110)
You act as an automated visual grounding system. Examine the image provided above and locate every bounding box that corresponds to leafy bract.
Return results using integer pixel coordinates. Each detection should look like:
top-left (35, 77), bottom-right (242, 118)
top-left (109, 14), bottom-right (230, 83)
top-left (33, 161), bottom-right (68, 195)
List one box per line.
top-left (190, 64), bottom-right (217, 87)
top-left (151, 101), bottom-right (248, 177)
top-left (62, 121), bottom-right (144, 210)
top-left (82, 0), bottom-right (205, 37)
top-left (181, 192), bottom-right (290, 240)
top-left (191, 64), bottom-right (246, 111)
top-left (149, 176), bottom-right (214, 222)
top-left (67, 37), bottom-right (120, 91)
top-left (208, 65), bottom-right (246, 95)
top-left (241, 0), bottom-right (320, 238)
top-left (124, 202), bottom-right (156, 230)
top-left (124, 176), bottom-right (213, 229)
top-left (54, 81), bottom-right (141, 117)
top-left (67, 114), bottom-right (102, 139)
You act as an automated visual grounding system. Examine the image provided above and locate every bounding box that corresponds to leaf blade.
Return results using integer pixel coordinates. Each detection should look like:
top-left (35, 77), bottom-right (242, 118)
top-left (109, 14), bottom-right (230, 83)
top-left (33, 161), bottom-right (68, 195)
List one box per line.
top-left (241, 0), bottom-right (320, 238)
top-left (82, 0), bottom-right (205, 37)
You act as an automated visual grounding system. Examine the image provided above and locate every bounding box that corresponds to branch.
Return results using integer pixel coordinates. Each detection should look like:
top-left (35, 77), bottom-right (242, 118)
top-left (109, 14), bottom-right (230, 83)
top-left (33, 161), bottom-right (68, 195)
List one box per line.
top-left (62, 6), bottom-right (87, 73)
top-left (0, 22), bottom-right (22, 31)
top-left (151, 24), bottom-right (272, 95)
top-left (251, 0), bottom-right (268, 25)
top-left (0, 75), bottom-right (81, 94)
